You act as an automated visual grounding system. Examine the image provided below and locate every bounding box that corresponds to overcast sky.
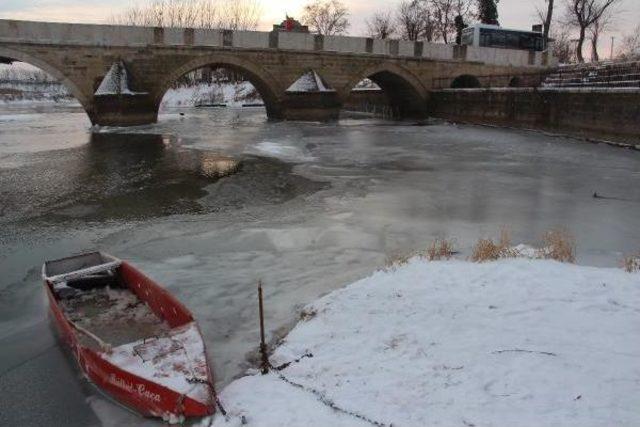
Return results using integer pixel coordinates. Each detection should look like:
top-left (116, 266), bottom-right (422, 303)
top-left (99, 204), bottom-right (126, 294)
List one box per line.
top-left (1, 0), bottom-right (639, 56)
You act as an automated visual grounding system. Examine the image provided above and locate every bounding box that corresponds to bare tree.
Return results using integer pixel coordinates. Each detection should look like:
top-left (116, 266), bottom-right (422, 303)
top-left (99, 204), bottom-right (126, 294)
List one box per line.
top-left (397, 0), bottom-right (435, 41)
top-left (423, 10), bottom-right (437, 42)
top-left (219, 0), bottom-right (262, 30)
top-left (589, 9), bottom-right (613, 61)
top-left (366, 10), bottom-right (395, 39)
top-left (543, 0), bottom-right (555, 42)
top-left (301, 0), bottom-right (350, 36)
top-left (618, 25), bottom-right (640, 60)
top-left (111, 0), bottom-right (262, 30)
top-left (535, 0), bottom-right (556, 44)
top-left (429, 0), bottom-right (474, 44)
top-left (550, 27), bottom-right (574, 63)
top-left (563, 0), bottom-right (622, 63)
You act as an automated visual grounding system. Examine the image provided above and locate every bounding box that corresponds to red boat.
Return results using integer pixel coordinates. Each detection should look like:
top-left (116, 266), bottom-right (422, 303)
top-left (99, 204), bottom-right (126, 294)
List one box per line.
top-left (43, 252), bottom-right (216, 423)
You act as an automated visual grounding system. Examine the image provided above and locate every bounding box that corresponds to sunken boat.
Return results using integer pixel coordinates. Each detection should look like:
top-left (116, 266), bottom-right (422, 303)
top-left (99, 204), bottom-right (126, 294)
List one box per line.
top-left (43, 252), bottom-right (215, 422)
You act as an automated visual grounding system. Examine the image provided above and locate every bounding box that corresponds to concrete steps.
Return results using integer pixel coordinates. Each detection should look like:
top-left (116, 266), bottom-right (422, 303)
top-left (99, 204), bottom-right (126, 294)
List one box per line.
top-left (542, 61), bottom-right (640, 88)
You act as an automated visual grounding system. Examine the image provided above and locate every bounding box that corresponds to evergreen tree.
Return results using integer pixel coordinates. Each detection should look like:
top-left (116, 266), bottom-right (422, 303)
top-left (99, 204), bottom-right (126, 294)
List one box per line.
top-left (478, 0), bottom-right (499, 26)
top-left (454, 15), bottom-right (467, 45)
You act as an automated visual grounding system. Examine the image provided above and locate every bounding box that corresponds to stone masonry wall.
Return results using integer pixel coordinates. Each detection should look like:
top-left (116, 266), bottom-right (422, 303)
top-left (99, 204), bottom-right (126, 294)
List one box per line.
top-left (428, 88), bottom-right (640, 145)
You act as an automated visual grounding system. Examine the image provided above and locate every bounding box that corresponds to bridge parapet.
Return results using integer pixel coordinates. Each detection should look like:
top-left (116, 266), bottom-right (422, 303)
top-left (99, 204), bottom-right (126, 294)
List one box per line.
top-left (0, 19), bottom-right (554, 68)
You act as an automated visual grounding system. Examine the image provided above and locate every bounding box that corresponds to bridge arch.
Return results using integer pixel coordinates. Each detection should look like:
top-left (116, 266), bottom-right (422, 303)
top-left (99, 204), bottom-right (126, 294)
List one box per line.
top-left (451, 74), bottom-right (481, 89)
top-left (342, 63), bottom-right (427, 119)
top-left (508, 76), bottom-right (522, 87)
top-left (0, 46), bottom-right (93, 117)
top-left (154, 55), bottom-right (284, 119)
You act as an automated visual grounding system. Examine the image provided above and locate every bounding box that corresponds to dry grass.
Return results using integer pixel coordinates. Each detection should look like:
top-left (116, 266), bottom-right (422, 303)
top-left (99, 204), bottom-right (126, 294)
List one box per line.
top-left (384, 238), bottom-right (455, 269)
top-left (471, 228), bottom-right (519, 262)
top-left (384, 251), bottom-right (416, 269)
top-left (425, 238), bottom-right (455, 261)
top-left (538, 229), bottom-right (576, 263)
top-left (622, 254), bottom-right (640, 273)
top-left (386, 229), bottom-right (579, 267)
top-left (300, 308), bottom-right (317, 321)
top-left (471, 228), bottom-right (576, 264)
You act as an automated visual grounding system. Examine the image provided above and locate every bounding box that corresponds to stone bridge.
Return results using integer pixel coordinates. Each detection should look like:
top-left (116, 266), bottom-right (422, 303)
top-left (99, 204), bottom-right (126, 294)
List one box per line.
top-left (0, 19), bottom-right (555, 126)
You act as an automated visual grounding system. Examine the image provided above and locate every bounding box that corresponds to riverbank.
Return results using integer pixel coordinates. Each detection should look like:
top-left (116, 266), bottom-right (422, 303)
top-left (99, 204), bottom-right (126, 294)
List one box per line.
top-left (207, 257), bottom-right (640, 427)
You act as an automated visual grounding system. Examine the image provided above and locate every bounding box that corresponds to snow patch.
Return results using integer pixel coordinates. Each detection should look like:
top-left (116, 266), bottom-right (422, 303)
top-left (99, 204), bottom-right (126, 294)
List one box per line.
top-left (249, 141), bottom-right (316, 162)
top-left (208, 259), bottom-right (640, 427)
top-left (287, 71), bottom-right (335, 93)
top-left (511, 243), bottom-right (539, 258)
top-left (102, 322), bottom-right (212, 405)
top-left (95, 61), bottom-right (147, 96)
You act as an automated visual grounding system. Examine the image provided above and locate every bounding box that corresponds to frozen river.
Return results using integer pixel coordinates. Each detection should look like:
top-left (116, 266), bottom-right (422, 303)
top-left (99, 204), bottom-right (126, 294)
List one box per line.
top-left (1, 105), bottom-right (639, 426)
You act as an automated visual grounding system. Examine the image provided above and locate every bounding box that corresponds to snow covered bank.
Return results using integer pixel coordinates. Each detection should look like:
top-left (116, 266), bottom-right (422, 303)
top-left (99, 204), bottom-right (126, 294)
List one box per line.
top-left (0, 62), bottom-right (75, 104)
top-left (161, 82), bottom-right (262, 109)
top-left (209, 259), bottom-right (640, 427)
top-left (0, 80), bottom-right (75, 104)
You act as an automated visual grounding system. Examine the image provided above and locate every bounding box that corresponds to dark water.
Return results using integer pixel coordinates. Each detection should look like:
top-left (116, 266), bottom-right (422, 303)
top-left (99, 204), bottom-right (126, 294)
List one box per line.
top-left (1, 105), bottom-right (640, 426)
top-left (0, 129), bottom-right (332, 225)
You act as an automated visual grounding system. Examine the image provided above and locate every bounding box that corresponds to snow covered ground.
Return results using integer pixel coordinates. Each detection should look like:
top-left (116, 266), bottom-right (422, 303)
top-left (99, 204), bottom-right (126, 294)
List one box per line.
top-left (207, 258), bottom-right (640, 427)
top-left (286, 71), bottom-right (335, 92)
top-left (94, 61), bottom-right (145, 96)
top-left (161, 81), bottom-right (262, 109)
top-left (0, 63), bottom-right (75, 104)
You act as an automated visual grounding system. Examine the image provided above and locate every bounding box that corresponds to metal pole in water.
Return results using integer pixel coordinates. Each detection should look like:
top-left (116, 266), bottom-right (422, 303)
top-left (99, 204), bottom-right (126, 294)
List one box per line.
top-left (258, 281), bottom-right (269, 374)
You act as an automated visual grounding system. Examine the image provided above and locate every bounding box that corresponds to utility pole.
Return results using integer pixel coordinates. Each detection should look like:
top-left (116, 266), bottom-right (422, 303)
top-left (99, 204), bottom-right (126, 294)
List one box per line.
top-left (610, 36), bottom-right (615, 60)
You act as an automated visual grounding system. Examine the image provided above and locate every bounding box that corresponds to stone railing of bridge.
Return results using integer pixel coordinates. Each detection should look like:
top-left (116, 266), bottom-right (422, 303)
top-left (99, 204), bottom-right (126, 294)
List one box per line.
top-left (0, 19), bottom-right (554, 69)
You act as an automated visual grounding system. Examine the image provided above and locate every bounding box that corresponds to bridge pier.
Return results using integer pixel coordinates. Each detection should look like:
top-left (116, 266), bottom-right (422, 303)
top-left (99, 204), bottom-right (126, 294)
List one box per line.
top-left (92, 94), bottom-right (159, 127)
top-left (280, 92), bottom-right (343, 122)
top-left (90, 92), bottom-right (346, 126)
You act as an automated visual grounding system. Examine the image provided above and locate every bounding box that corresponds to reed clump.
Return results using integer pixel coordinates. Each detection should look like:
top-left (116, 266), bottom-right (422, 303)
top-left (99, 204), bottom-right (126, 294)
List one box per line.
top-left (622, 254), bottom-right (640, 273)
top-left (471, 229), bottom-right (519, 262)
top-left (538, 229), bottom-right (576, 263)
top-left (384, 238), bottom-right (455, 269)
top-left (425, 238), bottom-right (455, 261)
top-left (384, 251), bottom-right (416, 269)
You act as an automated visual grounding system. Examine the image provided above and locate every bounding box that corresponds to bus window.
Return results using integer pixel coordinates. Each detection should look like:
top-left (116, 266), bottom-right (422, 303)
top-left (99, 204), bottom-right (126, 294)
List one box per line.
top-left (462, 28), bottom-right (475, 46)
top-left (465, 26), bottom-right (545, 51)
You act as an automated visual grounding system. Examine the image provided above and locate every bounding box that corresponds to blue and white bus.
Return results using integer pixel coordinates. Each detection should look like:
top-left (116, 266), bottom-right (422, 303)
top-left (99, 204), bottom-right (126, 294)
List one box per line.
top-left (461, 24), bottom-right (546, 52)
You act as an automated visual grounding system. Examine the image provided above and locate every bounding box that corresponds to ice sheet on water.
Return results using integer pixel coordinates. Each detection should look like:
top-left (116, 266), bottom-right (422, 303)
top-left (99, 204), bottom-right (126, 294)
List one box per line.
top-left (249, 141), bottom-right (317, 162)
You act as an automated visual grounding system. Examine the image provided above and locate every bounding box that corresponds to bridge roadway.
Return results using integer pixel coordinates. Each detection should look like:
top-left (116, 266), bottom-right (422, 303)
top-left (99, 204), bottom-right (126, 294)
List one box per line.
top-left (0, 19), bottom-right (555, 125)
